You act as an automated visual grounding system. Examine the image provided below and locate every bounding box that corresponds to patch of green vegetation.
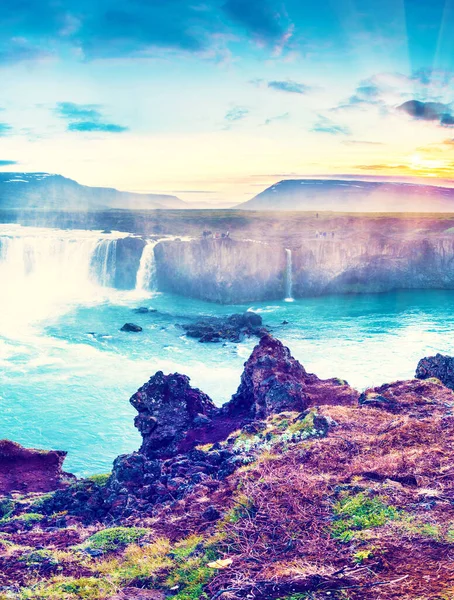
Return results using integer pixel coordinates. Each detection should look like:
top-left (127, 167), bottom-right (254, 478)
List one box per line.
top-left (218, 494), bottom-right (256, 527)
top-left (331, 492), bottom-right (398, 541)
top-left (80, 527), bottom-right (149, 553)
top-left (171, 535), bottom-right (204, 560)
top-left (30, 493), bottom-right (54, 512)
top-left (86, 474), bottom-right (110, 487)
top-left (20, 549), bottom-right (59, 567)
top-left (0, 498), bottom-right (14, 519)
top-left (352, 545), bottom-right (378, 564)
top-left (2, 512), bottom-right (45, 527)
top-left (165, 541), bottom-right (219, 600)
top-left (287, 411), bottom-right (318, 435)
top-left (20, 576), bottom-right (114, 599)
top-left (93, 537), bottom-right (172, 587)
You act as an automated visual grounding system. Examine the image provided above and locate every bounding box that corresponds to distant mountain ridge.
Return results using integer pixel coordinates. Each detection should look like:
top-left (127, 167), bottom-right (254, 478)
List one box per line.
top-left (0, 173), bottom-right (187, 210)
top-left (237, 179), bottom-right (454, 212)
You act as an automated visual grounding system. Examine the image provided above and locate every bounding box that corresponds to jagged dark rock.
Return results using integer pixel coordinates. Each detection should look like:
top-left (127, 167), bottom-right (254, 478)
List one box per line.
top-left (416, 353), bottom-right (454, 389)
top-left (224, 335), bottom-right (310, 419)
top-left (32, 335), bottom-right (358, 521)
top-left (130, 371), bottom-right (219, 459)
top-left (120, 323), bottom-right (143, 332)
top-left (0, 440), bottom-right (75, 494)
top-left (182, 311), bottom-right (266, 343)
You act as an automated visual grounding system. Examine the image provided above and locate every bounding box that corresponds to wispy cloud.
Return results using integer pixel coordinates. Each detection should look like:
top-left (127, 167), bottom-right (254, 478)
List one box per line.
top-left (0, 123), bottom-right (12, 136)
top-left (224, 105), bottom-right (250, 123)
top-left (0, 159), bottom-right (17, 166)
top-left (55, 102), bottom-right (128, 133)
top-left (267, 80), bottom-right (309, 95)
top-left (312, 116), bottom-right (350, 136)
top-left (264, 112), bottom-right (290, 125)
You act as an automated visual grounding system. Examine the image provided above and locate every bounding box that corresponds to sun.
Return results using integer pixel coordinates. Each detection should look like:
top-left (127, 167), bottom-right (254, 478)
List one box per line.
top-left (408, 154), bottom-right (447, 176)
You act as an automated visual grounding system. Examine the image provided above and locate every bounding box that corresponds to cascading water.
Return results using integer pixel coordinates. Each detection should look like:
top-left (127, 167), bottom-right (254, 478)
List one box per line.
top-left (135, 241), bottom-right (159, 292)
top-left (0, 225), bottom-right (127, 333)
top-left (284, 248), bottom-right (294, 302)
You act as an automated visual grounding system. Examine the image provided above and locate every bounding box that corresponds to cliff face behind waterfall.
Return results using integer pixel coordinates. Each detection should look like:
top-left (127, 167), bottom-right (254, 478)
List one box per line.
top-left (154, 238), bottom-right (286, 303)
top-left (152, 233), bottom-right (454, 302)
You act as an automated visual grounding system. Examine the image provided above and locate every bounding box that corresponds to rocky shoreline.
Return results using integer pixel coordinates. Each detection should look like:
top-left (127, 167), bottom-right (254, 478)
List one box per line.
top-left (1, 338), bottom-right (454, 599)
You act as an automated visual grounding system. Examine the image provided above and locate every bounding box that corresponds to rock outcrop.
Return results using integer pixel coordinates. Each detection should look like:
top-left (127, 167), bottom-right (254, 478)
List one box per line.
top-left (224, 335), bottom-right (358, 419)
top-left (182, 312), bottom-right (266, 343)
top-left (130, 371), bottom-right (218, 459)
top-left (99, 335), bottom-right (358, 517)
top-left (359, 378), bottom-right (454, 416)
top-left (0, 440), bottom-right (74, 494)
top-left (415, 353), bottom-right (454, 389)
top-left (114, 237), bottom-right (146, 290)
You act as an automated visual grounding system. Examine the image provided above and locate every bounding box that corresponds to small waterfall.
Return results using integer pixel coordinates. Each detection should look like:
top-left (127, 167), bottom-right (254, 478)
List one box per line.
top-left (284, 248), bottom-right (294, 301)
top-left (91, 239), bottom-right (118, 287)
top-left (135, 241), bottom-right (159, 292)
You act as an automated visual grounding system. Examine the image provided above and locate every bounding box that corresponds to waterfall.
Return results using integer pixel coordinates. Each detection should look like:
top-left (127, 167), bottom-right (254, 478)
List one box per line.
top-left (135, 240), bottom-right (159, 292)
top-left (284, 248), bottom-right (294, 301)
top-left (91, 239), bottom-right (118, 287)
top-left (0, 226), bottom-right (126, 331)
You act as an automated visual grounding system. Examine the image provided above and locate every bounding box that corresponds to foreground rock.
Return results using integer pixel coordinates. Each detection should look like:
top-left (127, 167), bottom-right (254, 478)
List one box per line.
top-left (0, 440), bottom-right (74, 493)
top-left (415, 353), bottom-right (454, 389)
top-left (182, 311), bottom-right (266, 342)
top-left (4, 337), bottom-right (454, 600)
top-left (130, 371), bottom-right (218, 458)
top-left (225, 334), bottom-right (358, 418)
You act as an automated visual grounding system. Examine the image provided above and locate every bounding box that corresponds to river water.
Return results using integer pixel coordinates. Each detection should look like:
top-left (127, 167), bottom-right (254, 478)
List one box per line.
top-left (1, 225), bottom-right (454, 476)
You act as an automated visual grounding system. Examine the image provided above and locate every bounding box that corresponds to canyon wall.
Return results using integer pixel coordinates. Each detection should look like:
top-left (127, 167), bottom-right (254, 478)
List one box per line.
top-left (150, 235), bottom-right (454, 302)
top-left (154, 238), bottom-right (286, 303)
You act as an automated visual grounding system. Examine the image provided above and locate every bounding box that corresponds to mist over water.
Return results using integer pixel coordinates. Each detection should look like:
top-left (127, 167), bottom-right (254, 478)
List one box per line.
top-left (2, 225), bottom-right (454, 476)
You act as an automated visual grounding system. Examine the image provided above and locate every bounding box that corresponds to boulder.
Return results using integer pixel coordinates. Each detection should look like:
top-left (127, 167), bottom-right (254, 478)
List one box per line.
top-left (0, 440), bottom-right (75, 494)
top-left (120, 323), bottom-right (143, 332)
top-left (416, 353), bottom-right (454, 389)
top-left (183, 312), bottom-right (265, 343)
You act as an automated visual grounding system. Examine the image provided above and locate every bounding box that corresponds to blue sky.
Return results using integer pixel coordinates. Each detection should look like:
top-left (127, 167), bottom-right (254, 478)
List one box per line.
top-left (1, 0), bottom-right (454, 203)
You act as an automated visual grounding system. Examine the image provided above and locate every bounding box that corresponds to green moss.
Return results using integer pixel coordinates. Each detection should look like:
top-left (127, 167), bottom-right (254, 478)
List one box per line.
top-left (20, 576), bottom-right (114, 599)
top-left (0, 498), bottom-right (14, 519)
top-left (20, 549), bottom-right (59, 567)
top-left (171, 535), bottom-right (204, 560)
top-left (166, 552), bottom-right (216, 599)
top-left (30, 493), bottom-right (54, 512)
top-left (80, 527), bottom-right (149, 552)
top-left (86, 474), bottom-right (111, 487)
top-left (331, 492), bottom-right (398, 541)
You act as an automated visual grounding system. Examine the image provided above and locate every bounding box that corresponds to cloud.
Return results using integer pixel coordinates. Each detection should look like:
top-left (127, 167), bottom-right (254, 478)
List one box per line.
top-left (55, 102), bottom-right (128, 133)
top-left (224, 106), bottom-right (249, 122)
top-left (0, 0), bottom-right (293, 64)
top-left (67, 121), bottom-right (128, 133)
top-left (267, 80), bottom-right (309, 94)
top-left (342, 140), bottom-right (384, 146)
top-left (0, 123), bottom-right (12, 136)
top-left (222, 0), bottom-right (287, 43)
top-left (0, 160), bottom-right (17, 166)
top-left (397, 100), bottom-right (454, 127)
top-left (264, 112), bottom-right (289, 125)
top-left (312, 116), bottom-right (349, 136)
top-left (334, 79), bottom-right (385, 111)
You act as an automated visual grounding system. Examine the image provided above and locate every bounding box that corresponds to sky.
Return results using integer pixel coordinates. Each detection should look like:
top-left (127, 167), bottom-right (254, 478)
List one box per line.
top-left (1, 0), bottom-right (454, 205)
